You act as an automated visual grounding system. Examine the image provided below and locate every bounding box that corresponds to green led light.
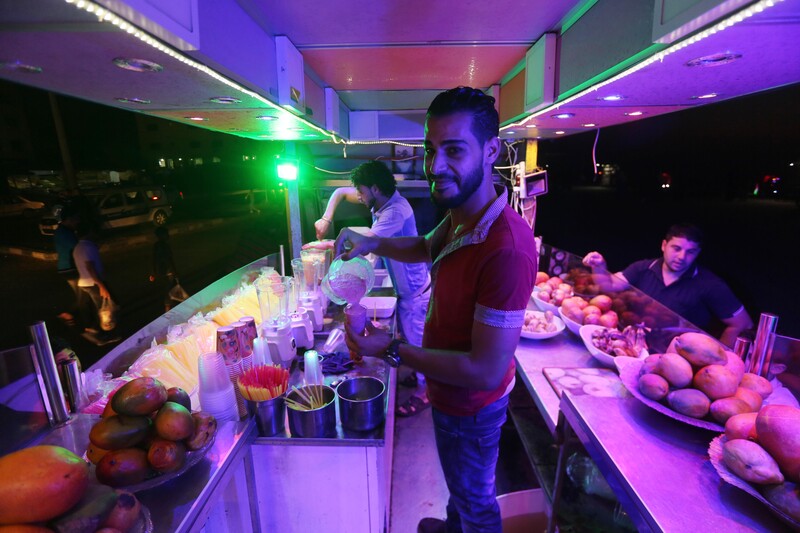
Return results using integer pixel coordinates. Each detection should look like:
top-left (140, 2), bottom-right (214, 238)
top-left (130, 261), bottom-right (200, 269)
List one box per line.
top-left (277, 161), bottom-right (298, 180)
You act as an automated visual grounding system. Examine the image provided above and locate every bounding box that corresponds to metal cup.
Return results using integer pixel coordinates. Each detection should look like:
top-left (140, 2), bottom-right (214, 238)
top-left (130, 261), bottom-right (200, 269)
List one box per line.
top-left (286, 385), bottom-right (336, 438)
top-left (246, 396), bottom-right (286, 437)
top-left (336, 376), bottom-right (386, 432)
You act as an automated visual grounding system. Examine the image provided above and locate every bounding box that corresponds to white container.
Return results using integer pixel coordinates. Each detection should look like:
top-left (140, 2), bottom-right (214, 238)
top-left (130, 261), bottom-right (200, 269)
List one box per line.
top-left (359, 296), bottom-right (397, 319)
top-left (497, 489), bottom-right (548, 533)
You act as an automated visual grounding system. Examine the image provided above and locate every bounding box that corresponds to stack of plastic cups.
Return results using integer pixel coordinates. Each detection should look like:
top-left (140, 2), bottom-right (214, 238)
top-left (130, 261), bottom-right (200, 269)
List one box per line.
top-left (198, 352), bottom-right (238, 422)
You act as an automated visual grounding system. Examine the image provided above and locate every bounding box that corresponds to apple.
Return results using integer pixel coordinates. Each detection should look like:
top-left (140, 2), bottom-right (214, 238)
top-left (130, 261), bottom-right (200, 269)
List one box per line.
top-left (584, 313), bottom-right (601, 325)
top-left (583, 305), bottom-right (602, 316)
top-left (589, 295), bottom-right (613, 313)
top-left (598, 311), bottom-right (619, 328)
top-left (536, 272), bottom-right (550, 285)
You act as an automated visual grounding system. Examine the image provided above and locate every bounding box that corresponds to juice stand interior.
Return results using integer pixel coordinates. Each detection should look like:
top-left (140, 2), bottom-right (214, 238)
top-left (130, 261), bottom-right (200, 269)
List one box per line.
top-left (2, 0), bottom-right (800, 532)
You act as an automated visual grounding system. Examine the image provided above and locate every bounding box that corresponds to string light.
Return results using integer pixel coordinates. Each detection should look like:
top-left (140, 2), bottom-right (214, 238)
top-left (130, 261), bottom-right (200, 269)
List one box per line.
top-left (501, 0), bottom-right (784, 132)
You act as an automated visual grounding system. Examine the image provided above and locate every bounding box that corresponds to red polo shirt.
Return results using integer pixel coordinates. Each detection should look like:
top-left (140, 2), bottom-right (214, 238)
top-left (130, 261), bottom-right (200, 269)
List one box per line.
top-left (423, 191), bottom-right (538, 416)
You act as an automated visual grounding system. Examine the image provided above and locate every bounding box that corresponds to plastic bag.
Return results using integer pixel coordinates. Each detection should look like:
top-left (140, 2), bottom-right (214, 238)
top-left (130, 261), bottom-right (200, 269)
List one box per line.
top-left (169, 281), bottom-right (190, 303)
top-left (99, 297), bottom-right (119, 331)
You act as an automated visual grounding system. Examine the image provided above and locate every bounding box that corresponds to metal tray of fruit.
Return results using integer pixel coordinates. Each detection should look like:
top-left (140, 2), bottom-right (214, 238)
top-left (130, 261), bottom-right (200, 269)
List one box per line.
top-left (87, 434), bottom-right (215, 493)
top-left (135, 503), bottom-right (154, 533)
top-left (709, 435), bottom-right (800, 531)
top-left (616, 357), bottom-right (724, 432)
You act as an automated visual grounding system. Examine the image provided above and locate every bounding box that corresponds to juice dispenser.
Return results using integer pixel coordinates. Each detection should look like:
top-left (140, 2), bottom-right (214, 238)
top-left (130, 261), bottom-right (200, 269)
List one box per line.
top-left (301, 248), bottom-right (331, 309)
top-left (292, 257), bottom-right (324, 331)
top-left (255, 274), bottom-right (296, 367)
top-left (287, 274), bottom-right (314, 349)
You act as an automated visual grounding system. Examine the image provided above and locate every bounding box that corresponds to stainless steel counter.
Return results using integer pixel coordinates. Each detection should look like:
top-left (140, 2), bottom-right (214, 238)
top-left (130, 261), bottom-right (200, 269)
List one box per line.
top-left (561, 393), bottom-right (790, 532)
top-left (514, 331), bottom-right (598, 437)
top-left (513, 329), bottom-right (791, 532)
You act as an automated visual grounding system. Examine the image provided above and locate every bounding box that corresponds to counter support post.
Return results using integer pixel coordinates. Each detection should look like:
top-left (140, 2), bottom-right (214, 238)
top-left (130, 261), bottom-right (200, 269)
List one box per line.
top-left (547, 412), bottom-right (572, 533)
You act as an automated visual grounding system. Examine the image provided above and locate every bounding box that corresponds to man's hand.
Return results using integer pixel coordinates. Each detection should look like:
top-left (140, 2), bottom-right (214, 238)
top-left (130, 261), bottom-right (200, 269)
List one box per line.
top-left (314, 218), bottom-right (331, 240)
top-left (335, 228), bottom-right (377, 260)
top-left (345, 321), bottom-right (393, 358)
top-left (582, 251), bottom-right (608, 271)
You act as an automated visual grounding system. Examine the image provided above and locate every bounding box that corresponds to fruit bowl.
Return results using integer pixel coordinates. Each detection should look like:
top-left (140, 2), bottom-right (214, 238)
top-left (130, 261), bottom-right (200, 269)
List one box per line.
top-left (520, 310), bottom-right (565, 340)
top-left (86, 431), bottom-right (215, 493)
top-left (558, 306), bottom-right (583, 335)
top-left (579, 325), bottom-right (647, 368)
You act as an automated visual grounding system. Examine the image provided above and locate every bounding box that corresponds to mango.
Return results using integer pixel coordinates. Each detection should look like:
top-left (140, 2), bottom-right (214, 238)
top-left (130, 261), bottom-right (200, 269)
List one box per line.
top-left (692, 365), bottom-right (738, 400)
top-left (667, 388), bottom-right (710, 419)
top-left (756, 404), bottom-right (800, 483)
top-left (166, 387), bottom-right (191, 412)
top-left (638, 373), bottom-right (669, 401)
top-left (86, 443), bottom-right (110, 465)
top-left (722, 438), bottom-right (784, 485)
top-left (0, 445), bottom-right (89, 525)
top-left (154, 402), bottom-right (194, 441)
top-left (49, 482), bottom-right (118, 533)
top-left (733, 387), bottom-right (763, 412)
top-left (111, 377), bottom-right (167, 416)
top-left (89, 415), bottom-right (151, 451)
top-left (101, 491), bottom-right (141, 532)
top-left (710, 397), bottom-right (751, 425)
top-left (147, 439), bottom-right (186, 473)
top-left (95, 448), bottom-right (150, 487)
top-left (759, 482), bottom-right (800, 522)
top-left (673, 332), bottom-right (726, 367)
top-left (185, 412), bottom-right (218, 451)
top-left (653, 352), bottom-right (693, 388)
top-left (638, 353), bottom-right (661, 377)
top-left (740, 373), bottom-right (773, 399)
top-left (725, 412), bottom-right (758, 441)
top-left (722, 350), bottom-right (745, 383)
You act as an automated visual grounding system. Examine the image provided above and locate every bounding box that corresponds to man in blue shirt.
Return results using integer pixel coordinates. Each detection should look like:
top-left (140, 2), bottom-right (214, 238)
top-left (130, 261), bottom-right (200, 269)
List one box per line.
top-left (54, 204), bottom-right (81, 326)
top-left (583, 223), bottom-right (753, 347)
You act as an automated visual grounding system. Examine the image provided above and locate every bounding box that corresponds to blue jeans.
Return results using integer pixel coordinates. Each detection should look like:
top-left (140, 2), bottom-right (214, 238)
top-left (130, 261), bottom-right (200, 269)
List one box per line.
top-left (432, 394), bottom-right (509, 533)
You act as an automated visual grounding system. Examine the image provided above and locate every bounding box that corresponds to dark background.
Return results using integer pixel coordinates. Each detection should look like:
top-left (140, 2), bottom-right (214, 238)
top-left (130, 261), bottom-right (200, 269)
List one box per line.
top-left (1, 80), bottom-right (799, 343)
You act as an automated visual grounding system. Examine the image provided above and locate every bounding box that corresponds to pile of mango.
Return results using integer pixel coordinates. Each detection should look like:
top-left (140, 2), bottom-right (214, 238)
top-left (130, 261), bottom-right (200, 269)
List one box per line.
top-left (88, 376), bottom-right (217, 487)
top-left (0, 445), bottom-right (143, 532)
top-left (723, 404), bottom-right (800, 522)
top-left (637, 331), bottom-right (773, 425)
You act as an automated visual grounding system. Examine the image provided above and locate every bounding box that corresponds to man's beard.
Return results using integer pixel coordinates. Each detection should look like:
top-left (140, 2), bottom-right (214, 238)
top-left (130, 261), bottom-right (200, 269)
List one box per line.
top-left (427, 163), bottom-right (484, 209)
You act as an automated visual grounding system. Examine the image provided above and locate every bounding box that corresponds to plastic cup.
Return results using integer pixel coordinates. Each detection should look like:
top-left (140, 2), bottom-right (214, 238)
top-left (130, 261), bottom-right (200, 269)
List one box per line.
top-left (304, 350), bottom-right (324, 386)
top-left (321, 327), bottom-right (345, 354)
top-left (198, 352), bottom-right (230, 394)
top-left (344, 303), bottom-right (367, 335)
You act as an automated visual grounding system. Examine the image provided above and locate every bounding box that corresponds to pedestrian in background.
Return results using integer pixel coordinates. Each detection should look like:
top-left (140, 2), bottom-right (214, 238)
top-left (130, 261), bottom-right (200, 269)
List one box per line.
top-left (73, 225), bottom-right (120, 346)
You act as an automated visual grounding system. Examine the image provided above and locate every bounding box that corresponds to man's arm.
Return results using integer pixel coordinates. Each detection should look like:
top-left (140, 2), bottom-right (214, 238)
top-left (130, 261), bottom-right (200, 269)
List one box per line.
top-left (335, 227), bottom-right (430, 264)
top-left (314, 187), bottom-right (361, 239)
top-left (83, 259), bottom-right (110, 299)
top-left (582, 251), bottom-right (630, 292)
top-left (718, 308), bottom-right (754, 348)
top-left (345, 320), bottom-right (519, 390)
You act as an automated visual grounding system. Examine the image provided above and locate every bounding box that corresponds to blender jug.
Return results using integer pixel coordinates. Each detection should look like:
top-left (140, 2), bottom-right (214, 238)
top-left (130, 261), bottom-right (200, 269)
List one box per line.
top-left (255, 275), bottom-right (296, 366)
top-left (292, 257), bottom-right (324, 331)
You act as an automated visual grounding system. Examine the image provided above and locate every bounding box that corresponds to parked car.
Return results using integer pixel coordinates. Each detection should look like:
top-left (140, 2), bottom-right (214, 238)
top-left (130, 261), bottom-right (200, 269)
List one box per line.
top-left (0, 195), bottom-right (46, 217)
top-left (38, 185), bottom-right (172, 235)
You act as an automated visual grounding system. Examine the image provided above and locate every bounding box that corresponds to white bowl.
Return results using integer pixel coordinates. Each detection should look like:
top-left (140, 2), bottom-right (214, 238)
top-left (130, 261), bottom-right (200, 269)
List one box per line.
top-left (579, 324), bottom-right (647, 368)
top-left (532, 292), bottom-right (559, 313)
top-left (520, 311), bottom-right (565, 340)
top-left (359, 296), bottom-right (397, 318)
top-left (558, 306), bottom-right (583, 335)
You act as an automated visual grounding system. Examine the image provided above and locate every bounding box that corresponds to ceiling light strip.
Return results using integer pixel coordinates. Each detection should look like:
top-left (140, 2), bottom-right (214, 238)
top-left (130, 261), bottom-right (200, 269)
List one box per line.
top-left (500, 0), bottom-right (782, 132)
top-left (63, 0), bottom-right (342, 143)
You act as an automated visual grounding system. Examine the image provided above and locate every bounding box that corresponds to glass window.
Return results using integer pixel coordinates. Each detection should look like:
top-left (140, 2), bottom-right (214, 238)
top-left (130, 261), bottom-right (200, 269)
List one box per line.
top-left (102, 194), bottom-right (124, 209)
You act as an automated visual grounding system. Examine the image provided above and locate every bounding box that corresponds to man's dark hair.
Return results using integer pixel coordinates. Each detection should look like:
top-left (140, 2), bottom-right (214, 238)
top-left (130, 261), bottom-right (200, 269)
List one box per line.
top-left (426, 86), bottom-right (499, 146)
top-left (665, 223), bottom-right (704, 247)
top-left (351, 161), bottom-right (396, 197)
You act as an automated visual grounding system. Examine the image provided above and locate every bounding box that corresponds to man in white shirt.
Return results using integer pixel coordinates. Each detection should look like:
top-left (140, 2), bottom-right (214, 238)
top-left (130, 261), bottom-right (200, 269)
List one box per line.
top-left (315, 161), bottom-right (432, 416)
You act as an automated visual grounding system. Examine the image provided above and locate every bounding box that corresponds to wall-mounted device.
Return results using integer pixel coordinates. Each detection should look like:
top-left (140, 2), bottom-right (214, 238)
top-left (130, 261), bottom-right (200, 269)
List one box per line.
top-left (517, 169), bottom-right (548, 198)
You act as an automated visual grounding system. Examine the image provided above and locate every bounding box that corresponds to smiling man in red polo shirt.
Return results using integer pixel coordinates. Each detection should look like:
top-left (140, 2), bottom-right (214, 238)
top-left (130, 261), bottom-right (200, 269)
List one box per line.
top-left (336, 87), bottom-right (537, 533)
